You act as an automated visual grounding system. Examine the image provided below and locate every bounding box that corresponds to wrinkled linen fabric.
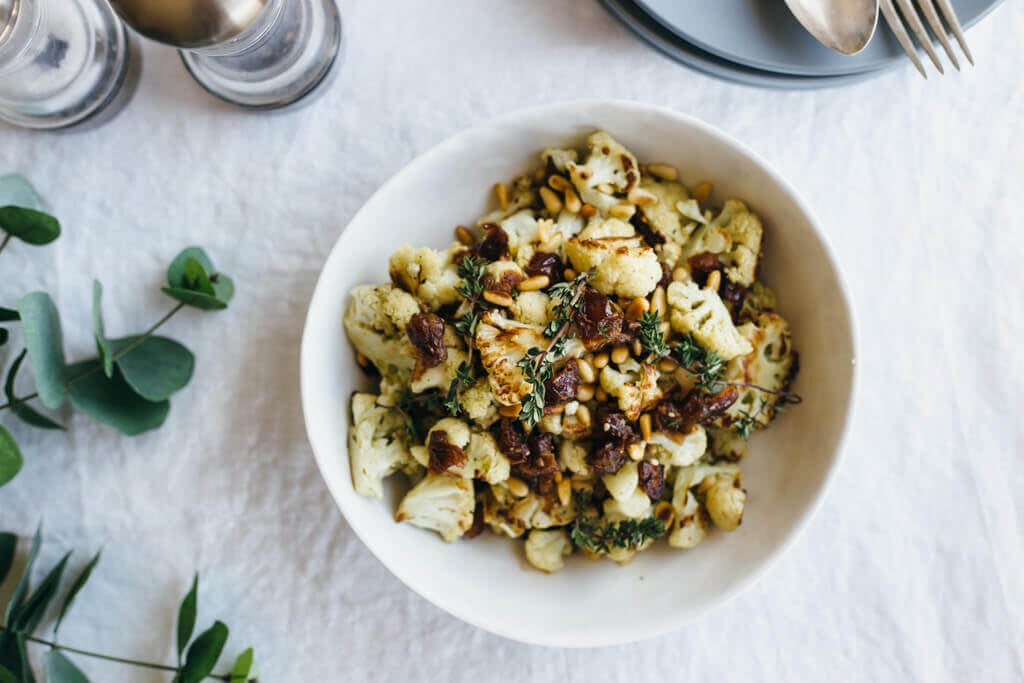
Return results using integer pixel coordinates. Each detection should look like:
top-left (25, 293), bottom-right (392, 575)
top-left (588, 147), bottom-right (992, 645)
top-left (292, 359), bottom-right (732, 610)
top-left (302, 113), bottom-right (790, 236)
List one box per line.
top-left (0, 1), bottom-right (1020, 680)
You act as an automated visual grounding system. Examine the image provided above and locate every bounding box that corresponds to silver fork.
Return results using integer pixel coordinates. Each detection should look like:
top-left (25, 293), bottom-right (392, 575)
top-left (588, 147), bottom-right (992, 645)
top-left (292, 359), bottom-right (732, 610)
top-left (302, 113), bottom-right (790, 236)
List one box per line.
top-left (879, 0), bottom-right (974, 78)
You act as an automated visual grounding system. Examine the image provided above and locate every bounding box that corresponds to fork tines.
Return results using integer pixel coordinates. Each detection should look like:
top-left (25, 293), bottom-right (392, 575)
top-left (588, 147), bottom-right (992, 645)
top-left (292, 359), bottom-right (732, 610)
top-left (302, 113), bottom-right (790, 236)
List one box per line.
top-left (880, 0), bottom-right (974, 78)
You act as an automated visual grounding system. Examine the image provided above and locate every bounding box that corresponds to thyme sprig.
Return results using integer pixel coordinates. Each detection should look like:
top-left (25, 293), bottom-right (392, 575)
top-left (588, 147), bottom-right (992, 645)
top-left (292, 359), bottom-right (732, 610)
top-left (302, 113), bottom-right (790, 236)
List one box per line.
top-left (446, 255), bottom-right (490, 417)
top-left (570, 493), bottom-right (667, 553)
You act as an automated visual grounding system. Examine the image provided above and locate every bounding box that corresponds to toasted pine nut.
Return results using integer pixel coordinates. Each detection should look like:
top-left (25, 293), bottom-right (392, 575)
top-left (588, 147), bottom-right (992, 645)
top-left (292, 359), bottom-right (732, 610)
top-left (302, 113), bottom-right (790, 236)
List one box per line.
top-left (580, 204), bottom-right (597, 218)
top-left (494, 182), bottom-right (509, 211)
top-left (548, 175), bottom-right (571, 192)
top-left (563, 268), bottom-right (577, 281)
top-left (625, 297), bottom-right (649, 321)
top-left (628, 442), bottom-right (645, 461)
top-left (647, 163), bottom-right (679, 181)
top-left (659, 321), bottom-right (670, 335)
top-left (564, 187), bottom-right (582, 214)
top-left (534, 168), bottom-right (546, 182)
top-left (610, 344), bottom-right (629, 365)
top-left (539, 186), bottom-right (563, 214)
top-left (672, 267), bottom-right (688, 282)
top-left (577, 383), bottom-right (595, 402)
top-left (557, 477), bottom-right (572, 507)
top-left (653, 500), bottom-right (675, 526)
top-left (483, 290), bottom-right (514, 308)
top-left (596, 183), bottom-right (614, 195)
top-left (658, 358), bottom-right (677, 373)
top-left (628, 187), bottom-right (658, 206)
top-left (706, 270), bottom-right (721, 291)
top-left (506, 476), bottom-right (529, 498)
top-left (454, 225), bottom-right (474, 246)
top-left (639, 414), bottom-right (652, 442)
top-left (539, 233), bottom-right (563, 253)
top-left (536, 218), bottom-right (552, 244)
top-left (609, 202), bottom-right (636, 220)
top-left (564, 400), bottom-right (579, 416)
top-left (632, 339), bottom-right (643, 357)
top-left (595, 386), bottom-right (608, 402)
top-left (693, 181), bottom-right (713, 203)
top-left (356, 352), bottom-right (369, 367)
top-left (499, 403), bottom-right (521, 418)
top-left (519, 275), bottom-right (550, 292)
top-left (651, 286), bottom-right (667, 316)
top-left (576, 404), bottom-right (591, 427)
top-left (593, 352), bottom-right (610, 369)
top-left (577, 358), bottom-right (596, 384)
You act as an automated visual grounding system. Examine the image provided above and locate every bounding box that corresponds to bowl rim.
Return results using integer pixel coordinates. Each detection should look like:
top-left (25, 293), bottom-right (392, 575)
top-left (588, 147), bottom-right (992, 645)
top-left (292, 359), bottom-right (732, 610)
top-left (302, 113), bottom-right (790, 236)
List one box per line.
top-left (300, 98), bottom-right (860, 647)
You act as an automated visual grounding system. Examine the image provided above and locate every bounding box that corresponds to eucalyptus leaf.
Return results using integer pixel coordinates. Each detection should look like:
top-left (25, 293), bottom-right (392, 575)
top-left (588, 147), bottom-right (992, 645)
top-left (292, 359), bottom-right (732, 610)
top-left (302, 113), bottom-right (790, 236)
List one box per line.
top-left (0, 664), bottom-right (17, 683)
top-left (0, 308), bottom-right (18, 322)
top-left (166, 247), bottom-right (214, 289)
top-left (176, 574), bottom-right (198, 662)
top-left (0, 174), bottom-right (45, 212)
top-left (0, 426), bottom-right (23, 489)
top-left (0, 533), bottom-right (15, 585)
top-left (54, 551), bottom-right (101, 637)
top-left (4, 350), bottom-right (64, 431)
top-left (179, 621), bottom-right (228, 683)
top-left (110, 336), bottom-right (194, 402)
top-left (65, 361), bottom-right (169, 436)
top-left (43, 651), bottom-right (90, 683)
top-left (160, 288), bottom-right (227, 311)
top-left (91, 281), bottom-right (113, 379)
top-left (164, 247), bottom-right (233, 308)
top-left (0, 207), bottom-right (60, 245)
top-left (210, 273), bottom-right (235, 306)
top-left (229, 647), bottom-right (255, 682)
top-left (4, 524), bottom-right (40, 627)
top-left (183, 258), bottom-right (215, 296)
top-left (17, 293), bottom-right (66, 410)
top-left (11, 550), bottom-right (70, 632)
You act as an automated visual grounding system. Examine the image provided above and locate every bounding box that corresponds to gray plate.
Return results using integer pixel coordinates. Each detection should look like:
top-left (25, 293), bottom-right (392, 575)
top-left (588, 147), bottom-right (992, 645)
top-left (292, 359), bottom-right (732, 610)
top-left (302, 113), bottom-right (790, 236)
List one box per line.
top-left (601, 0), bottom-right (893, 90)
top-left (636, 0), bottom-right (1002, 76)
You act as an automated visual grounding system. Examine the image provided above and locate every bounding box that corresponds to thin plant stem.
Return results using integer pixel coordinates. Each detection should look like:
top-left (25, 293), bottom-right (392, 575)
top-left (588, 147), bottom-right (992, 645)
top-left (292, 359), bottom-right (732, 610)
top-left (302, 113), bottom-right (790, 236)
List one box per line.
top-left (0, 233), bottom-right (11, 256)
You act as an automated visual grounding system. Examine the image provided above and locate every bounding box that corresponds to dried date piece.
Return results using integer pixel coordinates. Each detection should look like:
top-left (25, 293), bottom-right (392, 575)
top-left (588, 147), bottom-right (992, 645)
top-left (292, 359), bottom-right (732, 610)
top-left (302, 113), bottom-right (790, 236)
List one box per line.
top-left (475, 223), bottom-right (509, 262)
top-left (677, 387), bottom-right (740, 426)
top-left (427, 430), bottom-right (467, 475)
top-left (589, 441), bottom-right (629, 475)
top-left (518, 431), bottom-right (559, 478)
top-left (494, 418), bottom-right (530, 465)
top-left (594, 404), bottom-right (639, 443)
top-left (524, 251), bottom-right (565, 284)
top-left (687, 252), bottom-right (725, 286)
top-left (573, 288), bottom-right (631, 349)
top-left (543, 359), bottom-right (580, 413)
top-left (406, 312), bottom-right (447, 368)
top-left (638, 461), bottom-right (665, 499)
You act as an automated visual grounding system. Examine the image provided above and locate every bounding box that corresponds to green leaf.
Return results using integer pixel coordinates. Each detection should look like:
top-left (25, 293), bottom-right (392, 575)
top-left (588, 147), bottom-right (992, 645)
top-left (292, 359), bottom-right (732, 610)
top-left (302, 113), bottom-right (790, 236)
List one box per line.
top-left (0, 426), bottom-right (23, 489)
top-left (0, 329), bottom-right (7, 347)
top-left (109, 336), bottom-right (194, 402)
top-left (17, 293), bottom-right (66, 410)
top-left (4, 350), bottom-right (64, 431)
top-left (183, 258), bottom-right (215, 296)
top-left (166, 247), bottom-right (214, 289)
top-left (229, 648), bottom-right (255, 682)
top-left (91, 281), bottom-right (113, 379)
top-left (0, 664), bottom-right (17, 683)
top-left (0, 636), bottom-right (32, 683)
top-left (180, 621), bottom-right (228, 683)
top-left (65, 360), bottom-right (169, 436)
top-left (0, 206), bottom-right (60, 246)
top-left (0, 534), bottom-right (15, 585)
top-left (54, 551), bottom-right (100, 637)
top-left (176, 574), bottom-right (198, 662)
top-left (0, 308), bottom-right (16, 322)
top-left (160, 288), bottom-right (227, 311)
top-left (43, 651), bottom-right (89, 683)
top-left (11, 550), bottom-right (71, 632)
top-left (0, 175), bottom-right (45, 212)
top-left (4, 525), bottom-right (40, 627)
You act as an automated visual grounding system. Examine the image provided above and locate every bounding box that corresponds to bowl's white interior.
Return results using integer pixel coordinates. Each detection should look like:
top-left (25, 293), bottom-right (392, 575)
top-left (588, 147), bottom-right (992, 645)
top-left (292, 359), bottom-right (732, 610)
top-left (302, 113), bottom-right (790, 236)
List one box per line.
top-left (301, 100), bottom-right (856, 647)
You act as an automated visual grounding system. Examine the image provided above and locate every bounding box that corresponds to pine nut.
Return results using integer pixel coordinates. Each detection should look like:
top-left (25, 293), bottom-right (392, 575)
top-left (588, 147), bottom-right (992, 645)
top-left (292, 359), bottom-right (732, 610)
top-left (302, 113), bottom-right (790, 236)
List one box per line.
top-left (580, 204), bottom-right (597, 218)
top-left (625, 297), bottom-right (648, 321)
top-left (593, 352), bottom-right (610, 369)
top-left (672, 267), bottom-right (688, 282)
top-left (577, 383), bottom-right (595, 402)
top-left (611, 345), bottom-right (629, 365)
top-left (506, 476), bottom-right (529, 498)
top-left (539, 233), bottom-right (563, 253)
top-left (356, 353), bottom-right (369, 367)
top-left (693, 181), bottom-right (713, 203)
top-left (539, 186), bottom-right (563, 214)
top-left (564, 187), bottom-right (582, 214)
top-left (651, 286), bottom-right (667, 316)
top-left (628, 442), bottom-right (645, 461)
top-left (575, 404), bottom-right (591, 427)
top-left (454, 225), bottom-right (474, 246)
top-left (564, 400), bottom-right (580, 416)
top-left (494, 182), bottom-right (509, 211)
top-left (548, 175), bottom-right (572, 192)
top-left (596, 183), bottom-right (614, 195)
top-left (557, 477), bottom-right (572, 507)
top-left (647, 163), bottom-right (679, 181)
top-left (609, 202), bottom-right (636, 220)
top-left (577, 358), bottom-right (596, 384)
top-left (639, 414), bottom-right (652, 442)
top-left (658, 358), bottom-right (677, 373)
top-left (632, 339), bottom-right (643, 357)
top-left (706, 270), bottom-right (721, 291)
top-left (563, 268), bottom-right (577, 281)
top-left (595, 386), bottom-right (608, 402)
top-left (536, 218), bottom-right (552, 244)
top-left (483, 290), bottom-right (514, 308)
top-left (534, 168), bottom-right (546, 182)
top-left (659, 322), bottom-right (670, 335)
top-left (628, 187), bottom-right (659, 206)
top-left (499, 403), bottom-right (521, 418)
top-left (519, 275), bottom-right (550, 292)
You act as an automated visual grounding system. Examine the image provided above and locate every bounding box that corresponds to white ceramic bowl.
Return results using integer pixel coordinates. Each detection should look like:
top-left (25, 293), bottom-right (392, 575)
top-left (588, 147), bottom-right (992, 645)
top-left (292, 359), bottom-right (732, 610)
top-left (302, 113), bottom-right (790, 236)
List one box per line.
top-left (301, 100), bottom-right (857, 647)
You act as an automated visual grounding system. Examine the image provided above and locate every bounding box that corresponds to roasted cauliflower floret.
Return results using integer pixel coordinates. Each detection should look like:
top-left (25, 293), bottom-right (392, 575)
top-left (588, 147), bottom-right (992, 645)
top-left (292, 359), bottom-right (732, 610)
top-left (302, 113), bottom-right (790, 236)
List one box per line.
top-left (565, 236), bottom-right (661, 299)
top-left (409, 325), bottom-right (468, 394)
top-left (667, 280), bottom-right (753, 361)
top-left (599, 359), bottom-right (662, 421)
top-left (348, 393), bottom-right (413, 499)
top-left (475, 310), bottom-right (548, 406)
top-left (672, 462), bottom-right (745, 534)
top-left (708, 427), bottom-right (748, 462)
top-left (525, 529), bottom-right (573, 573)
top-left (513, 291), bottom-right (551, 327)
top-left (459, 378), bottom-right (499, 427)
top-left (464, 429), bottom-right (511, 483)
top-left (395, 474), bottom-right (475, 542)
top-left (485, 486), bottom-right (576, 537)
top-left (567, 131), bottom-right (640, 214)
top-left (720, 311), bottom-right (796, 428)
top-left (478, 174), bottom-right (537, 225)
top-left (343, 284), bottom-right (420, 377)
top-left (578, 216), bottom-right (635, 240)
top-left (603, 461), bottom-right (639, 502)
top-left (541, 147), bottom-right (579, 173)
top-left (603, 487), bottom-right (652, 520)
top-left (388, 244), bottom-right (463, 310)
top-left (668, 486), bottom-right (708, 549)
top-left (498, 210), bottom-right (540, 265)
top-left (646, 424), bottom-right (708, 467)
top-left (637, 178), bottom-right (696, 245)
top-left (559, 439), bottom-right (592, 476)
top-left (682, 199), bottom-right (762, 286)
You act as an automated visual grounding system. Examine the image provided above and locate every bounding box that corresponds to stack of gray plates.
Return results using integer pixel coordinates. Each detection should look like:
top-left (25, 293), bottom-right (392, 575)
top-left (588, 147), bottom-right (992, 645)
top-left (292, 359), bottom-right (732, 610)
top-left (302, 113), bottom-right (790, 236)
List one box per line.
top-left (601, 0), bottom-right (1002, 89)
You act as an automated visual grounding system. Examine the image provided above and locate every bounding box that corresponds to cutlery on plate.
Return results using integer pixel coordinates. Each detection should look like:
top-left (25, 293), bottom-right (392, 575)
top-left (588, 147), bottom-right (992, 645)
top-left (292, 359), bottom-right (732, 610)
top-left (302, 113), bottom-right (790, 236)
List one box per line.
top-left (783, 0), bottom-right (879, 55)
top-left (879, 0), bottom-right (974, 77)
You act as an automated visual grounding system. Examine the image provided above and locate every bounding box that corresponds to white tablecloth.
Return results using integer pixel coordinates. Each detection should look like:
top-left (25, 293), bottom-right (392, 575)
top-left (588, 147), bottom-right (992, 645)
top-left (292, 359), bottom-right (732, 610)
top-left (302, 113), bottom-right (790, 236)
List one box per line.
top-left (1, 1), bottom-right (1021, 680)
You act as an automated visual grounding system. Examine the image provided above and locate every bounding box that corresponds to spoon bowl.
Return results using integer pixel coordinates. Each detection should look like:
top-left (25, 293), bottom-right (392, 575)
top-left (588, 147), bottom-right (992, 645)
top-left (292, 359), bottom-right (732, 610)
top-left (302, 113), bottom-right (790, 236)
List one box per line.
top-left (106, 0), bottom-right (269, 49)
top-left (783, 0), bottom-right (879, 54)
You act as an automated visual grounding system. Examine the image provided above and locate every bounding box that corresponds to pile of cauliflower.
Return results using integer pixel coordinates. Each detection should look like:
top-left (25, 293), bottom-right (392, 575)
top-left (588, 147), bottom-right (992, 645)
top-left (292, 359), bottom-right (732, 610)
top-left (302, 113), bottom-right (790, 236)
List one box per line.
top-left (344, 131), bottom-right (798, 573)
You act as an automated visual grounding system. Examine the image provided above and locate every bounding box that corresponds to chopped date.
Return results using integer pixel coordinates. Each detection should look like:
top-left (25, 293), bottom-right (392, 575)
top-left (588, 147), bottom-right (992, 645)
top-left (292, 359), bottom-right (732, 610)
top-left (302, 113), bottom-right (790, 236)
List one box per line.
top-left (544, 359), bottom-right (580, 412)
top-left (638, 461), bottom-right (665, 499)
top-left (524, 251), bottom-right (564, 284)
top-left (658, 261), bottom-right (673, 288)
top-left (687, 252), bottom-right (725, 286)
top-left (573, 288), bottom-right (631, 349)
top-left (676, 387), bottom-right (740, 426)
top-left (594, 404), bottom-right (639, 444)
top-left (481, 269), bottom-right (523, 295)
top-left (588, 441), bottom-right (628, 475)
top-left (406, 312), bottom-right (447, 368)
top-left (494, 418), bottom-right (529, 465)
top-left (475, 223), bottom-right (509, 262)
top-left (516, 430), bottom-right (559, 478)
top-left (427, 430), bottom-right (467, 474)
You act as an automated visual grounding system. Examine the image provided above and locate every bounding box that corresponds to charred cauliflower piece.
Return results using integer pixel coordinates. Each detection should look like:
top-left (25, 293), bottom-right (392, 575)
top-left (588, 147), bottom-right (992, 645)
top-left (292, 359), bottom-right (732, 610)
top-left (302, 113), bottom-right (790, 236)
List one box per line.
top-left (388, 244), bottom-right (463, 310)
top-left (671, 462), bottom-right (746, 535)
top-left (343, 284), bottom-right (420, 377)
top-left (667, 280), bottom-right (753, 361)
top-left (567, 131), bottom-right (640, 213)
top-left (475, 310), bottom-right (549, 406)
top-left (525, 529), bottom-right (573, 573)
top-left (395, 475), bottom-right (475, 542)
top-left (637, 178), bottom-right (697, 246)
top-left (646, 425), bottom-right (708, 467)
top-left (719, 311), bottom-right (796, 429)
top-left (348, 393), bottom-right (414, 499)
top-left (565, 236), bottom-right (661, 299)
top-left (459, 378), bottom-right (499, 427)
top-left (682, 199), bottom-right (763, 286)
top-left (478, 174), bottom-right (538, 225)
top-left (599, 359), bottom-right (662, 421)
top-left (409, 325), bottom-right (468, 394)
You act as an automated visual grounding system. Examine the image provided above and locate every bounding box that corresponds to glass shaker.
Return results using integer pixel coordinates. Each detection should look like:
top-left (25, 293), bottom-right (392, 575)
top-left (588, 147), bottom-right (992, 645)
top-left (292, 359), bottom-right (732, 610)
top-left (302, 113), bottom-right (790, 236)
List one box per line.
top-left (0, 0), bottom-right (136, 130)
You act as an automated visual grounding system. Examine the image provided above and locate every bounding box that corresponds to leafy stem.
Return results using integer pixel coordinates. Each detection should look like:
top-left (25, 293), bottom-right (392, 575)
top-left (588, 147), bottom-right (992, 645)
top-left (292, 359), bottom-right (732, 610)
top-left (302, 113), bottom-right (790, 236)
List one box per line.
top-left (570, 493), bottom-right (667, 553)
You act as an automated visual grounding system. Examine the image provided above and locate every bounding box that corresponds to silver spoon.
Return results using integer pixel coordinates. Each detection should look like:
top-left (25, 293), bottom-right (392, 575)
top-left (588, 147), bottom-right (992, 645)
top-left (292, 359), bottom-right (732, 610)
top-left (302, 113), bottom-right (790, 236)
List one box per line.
top-left (783, 0), bottom-right (879, 55)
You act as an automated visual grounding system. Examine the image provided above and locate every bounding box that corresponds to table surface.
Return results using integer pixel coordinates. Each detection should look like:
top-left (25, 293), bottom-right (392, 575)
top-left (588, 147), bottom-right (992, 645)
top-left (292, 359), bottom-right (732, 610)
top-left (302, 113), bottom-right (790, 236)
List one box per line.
top-left (1, 2), bottom-right (1021, 681)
